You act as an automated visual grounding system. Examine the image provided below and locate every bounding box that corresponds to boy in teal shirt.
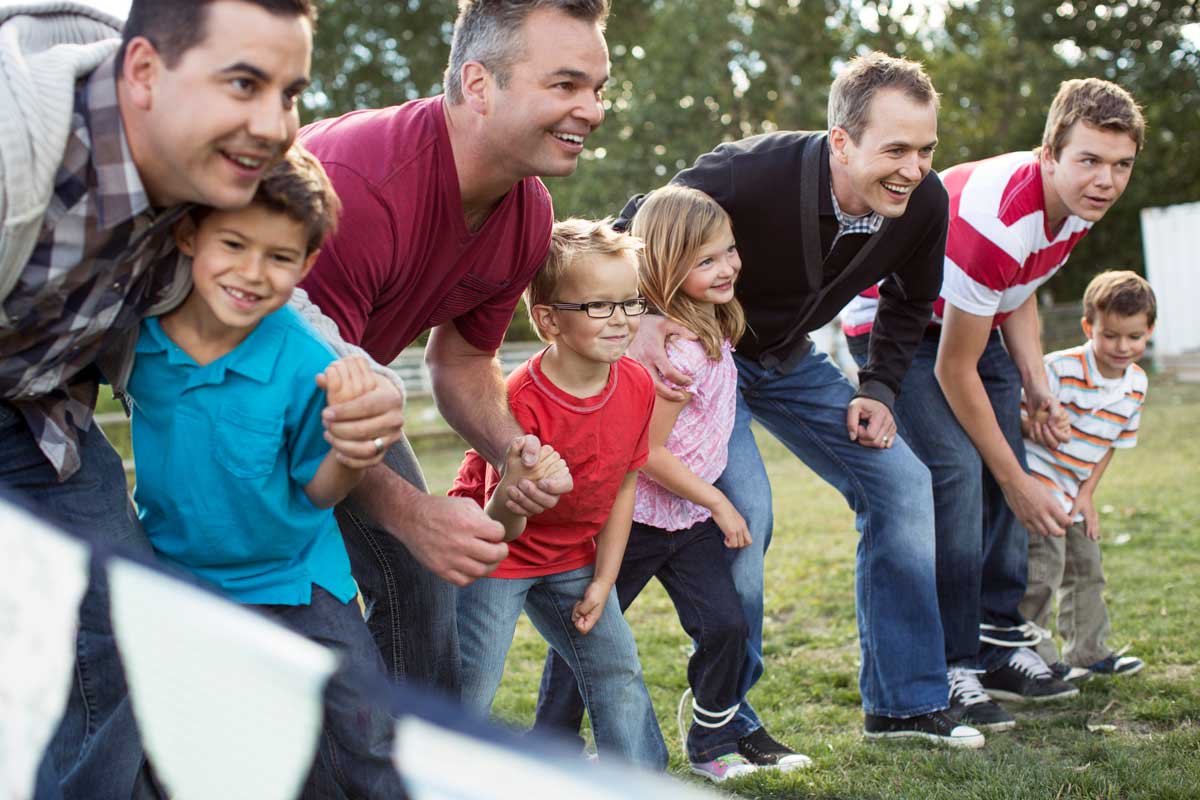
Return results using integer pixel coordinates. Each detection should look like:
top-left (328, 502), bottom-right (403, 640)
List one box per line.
top-left (128, 146), bottom-right (402, 798)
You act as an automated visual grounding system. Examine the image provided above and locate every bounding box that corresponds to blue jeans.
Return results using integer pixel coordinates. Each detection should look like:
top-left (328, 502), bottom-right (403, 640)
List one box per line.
top-left (0, 401), bottom-right (153, 800)
top-left (533, 519), bottom-right (753, 761)
top-left (256, 586), bottom-right (406, 800)
top-left (457, 564), bottom-right (668, 770)
top-left (335, 433), bottom-right (461, 695)
top-left (721, 346), bottom-right (948, 718)
top-left (850, 331), bottom-right (1031, 671)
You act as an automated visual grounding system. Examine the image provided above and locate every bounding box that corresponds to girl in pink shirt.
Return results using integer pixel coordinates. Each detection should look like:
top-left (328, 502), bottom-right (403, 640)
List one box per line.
top-left (536, 187), bottom-right (799, 782)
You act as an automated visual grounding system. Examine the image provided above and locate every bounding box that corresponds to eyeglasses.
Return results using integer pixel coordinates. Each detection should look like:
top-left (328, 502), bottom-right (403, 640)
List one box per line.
top-left (547, 297), bottom-right (649, 319)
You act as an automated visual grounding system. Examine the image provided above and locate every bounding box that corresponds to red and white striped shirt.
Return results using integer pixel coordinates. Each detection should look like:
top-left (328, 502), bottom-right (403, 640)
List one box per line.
top-left (842, 151), bottom-right (1092, 337)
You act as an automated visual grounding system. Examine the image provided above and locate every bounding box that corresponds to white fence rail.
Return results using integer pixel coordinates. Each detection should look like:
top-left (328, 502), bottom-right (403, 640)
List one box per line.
top-left (1141, 200), bottom-right (1200, 369)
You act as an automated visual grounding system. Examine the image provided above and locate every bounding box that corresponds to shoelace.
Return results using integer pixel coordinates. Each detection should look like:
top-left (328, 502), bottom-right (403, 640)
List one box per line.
top-left (948, 666), bottom-right (991, 707)
top-left (1010, 646), bottom-right (1053, 679)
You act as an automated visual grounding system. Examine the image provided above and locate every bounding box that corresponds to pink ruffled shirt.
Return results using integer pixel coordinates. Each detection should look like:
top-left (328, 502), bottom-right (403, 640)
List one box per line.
top-left (634, 338), bottom-right (737, 531)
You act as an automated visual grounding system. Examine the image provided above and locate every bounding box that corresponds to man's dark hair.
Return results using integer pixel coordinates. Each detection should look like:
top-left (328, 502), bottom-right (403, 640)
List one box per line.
top-left (117, 0), bottom-right (317, 74)
top-left (443, 0), bottom-right (609, 104)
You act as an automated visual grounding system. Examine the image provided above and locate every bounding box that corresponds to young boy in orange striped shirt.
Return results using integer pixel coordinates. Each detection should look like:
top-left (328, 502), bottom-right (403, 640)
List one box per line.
top-left (1019, 270), bottom-right (1155, 681)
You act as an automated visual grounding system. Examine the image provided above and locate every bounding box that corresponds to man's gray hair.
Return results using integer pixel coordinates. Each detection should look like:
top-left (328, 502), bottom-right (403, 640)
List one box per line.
top-left (827, 51), bottom-right (939, 142)
top-left (443, 0), bottom-right (609, 103)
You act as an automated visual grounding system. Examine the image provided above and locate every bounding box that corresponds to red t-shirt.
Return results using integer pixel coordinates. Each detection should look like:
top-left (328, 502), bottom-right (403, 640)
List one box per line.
top-left (297, 97), bottom-right (554, 360)
top-left (449, 352), bottom-right (654, 578)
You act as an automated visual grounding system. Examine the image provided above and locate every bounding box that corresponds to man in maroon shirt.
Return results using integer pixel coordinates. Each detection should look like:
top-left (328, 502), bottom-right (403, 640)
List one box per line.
top-left (297, 0), bottom-right (610, 693)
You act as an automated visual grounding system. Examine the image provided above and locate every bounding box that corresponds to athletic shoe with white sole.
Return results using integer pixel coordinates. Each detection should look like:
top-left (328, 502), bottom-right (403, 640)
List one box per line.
top-left (1048, 661), bottom-right (1093, 682)
top-left (863, 710), bottom-right (985, 749)
top-left (980, 647), bottom-right (1080, 703)
top-left (1087, 652), bottom-right (1145, 677)
top-left (689, 753), bottom-right (757, 783)
top-left (736, 727), bottom-right (813, 771)
top-left (947, 666), bottom-right (1016, 731)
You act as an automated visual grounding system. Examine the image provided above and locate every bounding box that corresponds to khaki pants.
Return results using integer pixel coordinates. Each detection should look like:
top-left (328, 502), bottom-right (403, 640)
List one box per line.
top-left (1020, 522), bottom-right (1112, 667)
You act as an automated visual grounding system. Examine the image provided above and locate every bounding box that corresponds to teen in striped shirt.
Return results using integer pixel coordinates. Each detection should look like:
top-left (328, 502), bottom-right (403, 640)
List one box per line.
top-left (1019, 271), bottom-right (1155, 679)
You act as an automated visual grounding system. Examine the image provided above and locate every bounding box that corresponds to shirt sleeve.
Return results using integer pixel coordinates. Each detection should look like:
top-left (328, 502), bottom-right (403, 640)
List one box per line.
top-left (1114, 391), bottom-right (1145, 449)
top-left (941, 214), bottom-right (1025, 319)
top-left (452, 275), bottom-right (538, 354)
top-left (627, 372), bottom-right (654, 472)
top-left (299, 164), bottom-right (397, 348)
top-left (448, 450), bottom-right (490, 507)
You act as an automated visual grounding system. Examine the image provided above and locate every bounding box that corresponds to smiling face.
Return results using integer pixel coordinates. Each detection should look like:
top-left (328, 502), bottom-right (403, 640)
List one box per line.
top-left (121, 0), bottom-right (313, 209)
top-left (536, 251), bottom-right (641, 366)
top-left (481, 7), bottom-right (609, 181)
top-left (680, 220), bottom-right (741, 312)
top-left (175, 204), bottom-right (317, 342)
top-left (829, 88), bottom-right (938, 218)
top-left (1042, 121), bottom-right (1137, 229)
top-left (1083, 309), bottom-right (1152, 379)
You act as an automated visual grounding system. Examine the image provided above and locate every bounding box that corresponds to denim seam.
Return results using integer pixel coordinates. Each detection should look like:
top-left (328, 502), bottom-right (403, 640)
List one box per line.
top-left (757, 394), bottom-right (882, 705)
top-left (530, 579), bottom-right (596, 730)
top-left (343, 509), bottom-right (404, 679)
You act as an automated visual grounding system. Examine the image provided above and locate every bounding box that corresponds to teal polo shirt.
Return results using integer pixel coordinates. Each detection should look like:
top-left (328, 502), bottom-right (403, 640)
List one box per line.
top-left (129, 306), bottom-right (356, 606)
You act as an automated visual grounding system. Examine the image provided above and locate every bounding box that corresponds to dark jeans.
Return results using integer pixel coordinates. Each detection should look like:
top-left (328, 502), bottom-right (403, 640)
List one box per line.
top-left (533, 518), bottom-right (752, 761)
top-left (335, 433), bottom-right (461, 694)
top-left (256, 586), bottom-right (407, 799)
top-left (0, 401), bottom-right (153, 800)
top-left (849, 330), bottom-right (1031, 671)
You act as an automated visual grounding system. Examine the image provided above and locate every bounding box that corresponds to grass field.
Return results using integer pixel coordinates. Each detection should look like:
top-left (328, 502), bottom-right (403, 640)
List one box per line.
top-left (99, 376), bottom-right (1200, 797)
top-left (412, 377), bottom-right (1200, 799)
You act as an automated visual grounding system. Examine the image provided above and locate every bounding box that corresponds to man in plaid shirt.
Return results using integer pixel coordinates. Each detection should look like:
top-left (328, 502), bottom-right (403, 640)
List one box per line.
top-left (0, 3), bottom-right (402, 797)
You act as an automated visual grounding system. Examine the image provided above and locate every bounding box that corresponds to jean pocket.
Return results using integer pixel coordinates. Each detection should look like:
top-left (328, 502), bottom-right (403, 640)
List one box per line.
top-left (213, 405), bottom-right (283, 479)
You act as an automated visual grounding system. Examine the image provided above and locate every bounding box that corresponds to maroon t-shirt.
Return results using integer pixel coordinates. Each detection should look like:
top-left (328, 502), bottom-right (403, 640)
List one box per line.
top-left (297, 97), bottom-right (554, 360)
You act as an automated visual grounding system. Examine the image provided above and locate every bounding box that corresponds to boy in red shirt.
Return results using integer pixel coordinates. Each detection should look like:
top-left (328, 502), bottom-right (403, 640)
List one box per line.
top-left (451, 219), bottom-right (668, 769)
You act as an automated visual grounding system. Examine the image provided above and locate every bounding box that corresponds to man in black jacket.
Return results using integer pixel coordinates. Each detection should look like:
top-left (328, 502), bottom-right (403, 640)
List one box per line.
top-left (556, 52), bottom-right (981, 757)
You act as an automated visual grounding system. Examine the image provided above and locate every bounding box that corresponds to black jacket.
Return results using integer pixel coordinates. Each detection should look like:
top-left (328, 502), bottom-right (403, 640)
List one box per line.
top-left (617, 131), bottom-right (948, 410)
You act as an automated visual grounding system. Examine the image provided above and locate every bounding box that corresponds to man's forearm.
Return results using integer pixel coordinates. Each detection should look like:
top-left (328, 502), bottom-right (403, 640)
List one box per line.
top-left (429, 356), bottom-right (520, 469)
top-left (346, 462), bottom-right (426, 535)
top-left (937, 364), bottom-right (1027, 486)
top-left (1001, 296), bottom-right (1050, 395)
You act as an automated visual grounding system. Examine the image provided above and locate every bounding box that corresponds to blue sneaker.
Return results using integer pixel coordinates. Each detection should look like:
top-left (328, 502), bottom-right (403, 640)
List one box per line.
top-left (1087, 653), bottom-right (1145, 677)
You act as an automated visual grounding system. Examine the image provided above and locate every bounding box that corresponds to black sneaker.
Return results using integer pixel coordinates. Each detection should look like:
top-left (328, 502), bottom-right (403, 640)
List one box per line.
top-left (980, 647), bottom-right (1080, 703)
top-left (863, 710), bottom-right (985, 749)
top-left (1048, 661), bottom-right (1093, 682)
top-left (947, 666), bottom-right (1016, 732)
top-left (736, 727), bottom-right (813, 771)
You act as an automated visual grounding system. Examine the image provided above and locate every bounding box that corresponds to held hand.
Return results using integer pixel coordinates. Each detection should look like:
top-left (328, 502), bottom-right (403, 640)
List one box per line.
top-left (500, 434), bottom-right (574, 516)
top-left (1028, 395), bottom-right (1072, 447)
top-left (712, 498), bottom-right (752, 549)
top-left (395, 494), bottom-right (509, 587)
top-left (319, 369), bottom-right (405, 468)
top-left (625, 314), bottom-right (697, 402)
top-left (571, 580), bottom-right (612, 635)
top-left (1070, 492), bottom-right (1101, 541)
top-left (846, 397), bottom-right (897, 449)
top-left (1003, 473), bottom-right (1071, 538)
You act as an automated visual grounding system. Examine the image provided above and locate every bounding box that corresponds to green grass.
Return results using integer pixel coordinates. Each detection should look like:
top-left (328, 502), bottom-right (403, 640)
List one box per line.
top-left (99, 377), bottom-right (1200, 797)
top-left (417, 378), bottom-right (1200, 799)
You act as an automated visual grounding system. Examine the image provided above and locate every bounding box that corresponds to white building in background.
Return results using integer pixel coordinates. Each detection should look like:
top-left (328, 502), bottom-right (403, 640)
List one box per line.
top-left (1141, 201), bottom-right (1200, 369)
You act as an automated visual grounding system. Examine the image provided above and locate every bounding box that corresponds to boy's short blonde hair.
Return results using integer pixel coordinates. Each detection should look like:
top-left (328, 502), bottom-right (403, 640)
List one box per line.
top-left (1042, 78), bottom-right (1145, 160)
top-left (1083, 270), bottom-right (1157, 327)
top-left (525, 218), bottom-right (642, 342)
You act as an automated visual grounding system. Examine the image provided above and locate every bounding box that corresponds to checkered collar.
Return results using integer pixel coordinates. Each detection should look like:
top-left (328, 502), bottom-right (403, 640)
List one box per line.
top-left (828, 174), bottom-right (884, 238)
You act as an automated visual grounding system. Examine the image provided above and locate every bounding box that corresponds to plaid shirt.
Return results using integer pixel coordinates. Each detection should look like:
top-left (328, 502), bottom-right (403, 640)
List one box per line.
top-left (829, 175), bottom-right (884, 245)
top-left (0, 56), bottom-right (185, 480)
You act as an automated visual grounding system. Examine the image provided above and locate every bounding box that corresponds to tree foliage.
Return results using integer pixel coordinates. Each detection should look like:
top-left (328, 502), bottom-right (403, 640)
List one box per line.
top-left (307, 0), bottom-right (1200, 301)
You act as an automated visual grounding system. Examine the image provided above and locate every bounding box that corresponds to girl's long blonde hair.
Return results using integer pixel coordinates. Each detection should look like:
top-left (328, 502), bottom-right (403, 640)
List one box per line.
top-left (631, 185), bottom-right (746, 359)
